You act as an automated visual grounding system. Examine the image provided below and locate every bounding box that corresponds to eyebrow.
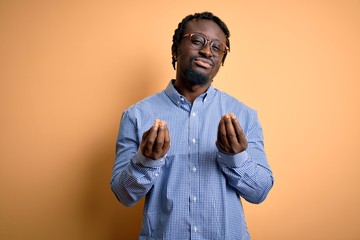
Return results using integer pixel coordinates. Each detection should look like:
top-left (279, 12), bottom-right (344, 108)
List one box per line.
top-left (191, 32), bottom-right (223, 42)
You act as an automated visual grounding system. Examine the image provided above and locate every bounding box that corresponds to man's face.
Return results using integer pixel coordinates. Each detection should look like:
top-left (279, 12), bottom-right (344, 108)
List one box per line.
top-left (176, 19), bottom-right (227, 86)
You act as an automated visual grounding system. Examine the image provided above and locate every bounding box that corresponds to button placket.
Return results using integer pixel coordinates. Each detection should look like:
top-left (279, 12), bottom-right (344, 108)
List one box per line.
top-left (189, 105), bottom-right (200, 238)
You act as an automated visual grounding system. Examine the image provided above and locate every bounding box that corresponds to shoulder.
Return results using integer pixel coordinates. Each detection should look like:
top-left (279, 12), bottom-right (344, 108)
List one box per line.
top-left (214, 88), bottom-right (256, 114)
top-left (124, 90), bottom-right (166, 113)
top-left (213, 88), bottom-right (261, 133)
top-left (121, 90), bottom-right (168, 127)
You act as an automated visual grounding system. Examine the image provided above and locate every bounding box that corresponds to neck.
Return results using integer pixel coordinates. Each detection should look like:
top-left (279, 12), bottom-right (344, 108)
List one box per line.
top-left (173, 79), bottom-right (211, 104)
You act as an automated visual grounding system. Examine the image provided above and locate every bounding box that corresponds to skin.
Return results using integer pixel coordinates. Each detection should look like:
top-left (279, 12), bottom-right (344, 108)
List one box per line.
top-left (140, 19), bottom-right (247, 160)
top-left (141, 119), bottom-right (170, 160)
top-left (216, 113), bottom-right (248, 154)
top-left (174, 19), bottom-right (225, 103)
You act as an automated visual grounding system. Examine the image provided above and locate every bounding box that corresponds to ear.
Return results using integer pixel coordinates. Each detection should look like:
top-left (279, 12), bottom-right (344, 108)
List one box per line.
top-left (221, 52), bottom-right (227, 66)
top-left (172, 54), bottom-right (177, 70)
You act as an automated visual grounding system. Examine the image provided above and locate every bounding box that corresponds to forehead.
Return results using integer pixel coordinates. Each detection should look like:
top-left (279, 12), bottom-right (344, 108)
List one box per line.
top-left (184, 19), bottom-right (226, 42)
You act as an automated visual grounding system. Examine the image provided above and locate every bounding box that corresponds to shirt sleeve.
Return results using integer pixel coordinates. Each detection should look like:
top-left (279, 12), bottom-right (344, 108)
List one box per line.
top-left (217, 110), bottom-right (274, 204)
top-left (110, 111), bottom-right (165, 207)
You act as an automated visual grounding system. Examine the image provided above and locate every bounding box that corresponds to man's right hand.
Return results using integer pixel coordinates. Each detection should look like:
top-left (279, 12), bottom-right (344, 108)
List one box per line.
top-left (140, 119), bottom-right (170, 160)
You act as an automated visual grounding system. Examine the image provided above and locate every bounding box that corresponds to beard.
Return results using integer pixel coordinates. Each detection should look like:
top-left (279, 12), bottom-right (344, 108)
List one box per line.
top-left (185, 67), bottom-right (210, 87)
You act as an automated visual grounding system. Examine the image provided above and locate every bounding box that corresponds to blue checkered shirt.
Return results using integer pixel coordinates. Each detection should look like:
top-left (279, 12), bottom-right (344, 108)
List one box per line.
top-left (111, 80), bottom-right (274, 240)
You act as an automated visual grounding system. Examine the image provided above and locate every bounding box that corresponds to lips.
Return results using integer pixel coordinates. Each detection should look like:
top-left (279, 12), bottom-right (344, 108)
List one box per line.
top-left (193, 57), bottom-right (213, 69)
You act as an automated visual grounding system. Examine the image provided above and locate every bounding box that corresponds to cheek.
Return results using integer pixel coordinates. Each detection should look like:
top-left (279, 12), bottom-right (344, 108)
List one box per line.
top-left (177, 50), bottom-right (193, 67)
top-left (211, 61), bottom-right (222, 73)
top-left (177, 47), bottom-right (193, 60)
top-left (207, 62), bottom-right (222, 79)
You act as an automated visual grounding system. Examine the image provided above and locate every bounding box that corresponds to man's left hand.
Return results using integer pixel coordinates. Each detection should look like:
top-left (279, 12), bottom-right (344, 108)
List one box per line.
top-left (216, 113), bottom-right (248, 154)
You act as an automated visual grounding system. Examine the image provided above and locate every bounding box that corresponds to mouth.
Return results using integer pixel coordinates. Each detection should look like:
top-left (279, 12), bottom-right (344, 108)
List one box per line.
top-left (192, 57), bottom-right (213, 69)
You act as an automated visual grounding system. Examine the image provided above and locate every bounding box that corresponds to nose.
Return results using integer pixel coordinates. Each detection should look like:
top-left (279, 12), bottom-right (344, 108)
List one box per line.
top-left (199, 42), bottom-right (213, 57)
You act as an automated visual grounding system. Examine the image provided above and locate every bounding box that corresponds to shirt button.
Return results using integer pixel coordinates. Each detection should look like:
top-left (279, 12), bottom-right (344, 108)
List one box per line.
top-left (192, 138), bottom-right (196, 144)
top-left (192, 167), bottom-right (197, 172)
top-left (193, 196), bottom-right (197, 202)
top-left (155, 173), bottom-right (159, 177)
top-left (194, 226), bottom-right (198, 232)
top-left (192, 112), bottom-right (196, 117)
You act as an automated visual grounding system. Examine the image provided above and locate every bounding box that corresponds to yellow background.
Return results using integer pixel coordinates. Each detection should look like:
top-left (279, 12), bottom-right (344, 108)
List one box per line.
top-left (1, 0), bottom-right (360, 239)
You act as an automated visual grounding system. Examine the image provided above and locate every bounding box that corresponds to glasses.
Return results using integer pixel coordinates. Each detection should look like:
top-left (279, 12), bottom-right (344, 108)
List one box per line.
top-left (183, 33), bottom-right (229, 56)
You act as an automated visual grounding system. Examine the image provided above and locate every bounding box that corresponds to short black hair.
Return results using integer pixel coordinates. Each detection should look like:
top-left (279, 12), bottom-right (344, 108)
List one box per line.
top-left (171, 11), bottom-right (230, 69)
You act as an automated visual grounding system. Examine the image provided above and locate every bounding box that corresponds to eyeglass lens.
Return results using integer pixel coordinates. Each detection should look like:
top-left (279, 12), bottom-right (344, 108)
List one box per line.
top-left (189, 34), bottom-right (227, 55)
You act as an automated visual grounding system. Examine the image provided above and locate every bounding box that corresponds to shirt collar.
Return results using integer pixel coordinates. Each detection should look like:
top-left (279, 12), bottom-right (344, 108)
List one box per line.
top-left (165, 80), bottom-right (216, 106)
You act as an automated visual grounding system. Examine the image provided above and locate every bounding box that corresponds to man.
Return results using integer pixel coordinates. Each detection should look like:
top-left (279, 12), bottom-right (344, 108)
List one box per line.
top-left (111, 12), bottom-right (274, 239)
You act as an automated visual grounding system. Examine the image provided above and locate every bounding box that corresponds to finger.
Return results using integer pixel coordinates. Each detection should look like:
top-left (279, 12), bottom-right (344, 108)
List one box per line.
top-left (141, 129), bottom-right (150, 142)
top-left (143, 119), bottom-right (160, 154)
top-left (230, 113), bottom-right (248, 150)
top-left (162, 122), bottom-right (170, 152)
top-left (224, 114), bottom-right (238, 146)
top-left (153, 120), bottom-right (166, 154)
top-left (230, 113), bottom-right (245, 142)
top-left (218, 115), bottom-right (230, 150)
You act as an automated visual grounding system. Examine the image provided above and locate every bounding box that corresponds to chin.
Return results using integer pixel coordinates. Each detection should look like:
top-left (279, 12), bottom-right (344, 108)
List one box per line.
top-left (186, 68), bottom-right (210, 86)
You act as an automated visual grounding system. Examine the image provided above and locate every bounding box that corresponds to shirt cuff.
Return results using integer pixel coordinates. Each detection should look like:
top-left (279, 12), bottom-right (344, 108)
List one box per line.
top-left (132, 149), bottom-right (166, 168)
top-left (217, 150), bottom-right (249, 168)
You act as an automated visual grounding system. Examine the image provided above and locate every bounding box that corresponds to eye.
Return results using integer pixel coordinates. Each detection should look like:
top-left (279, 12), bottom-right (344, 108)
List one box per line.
top-left (191, 39), bottom-right (203, 46)
top-left (211, 42), bottom-right (222, 52)
top-left (190, 35), bottom-right (205, 46)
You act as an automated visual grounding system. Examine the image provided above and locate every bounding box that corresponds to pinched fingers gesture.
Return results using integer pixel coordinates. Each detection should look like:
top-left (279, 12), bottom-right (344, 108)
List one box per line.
top-left (141, 119), bottom-right (170, 160)
top-left (216, 113), bottom-right (248, 154)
